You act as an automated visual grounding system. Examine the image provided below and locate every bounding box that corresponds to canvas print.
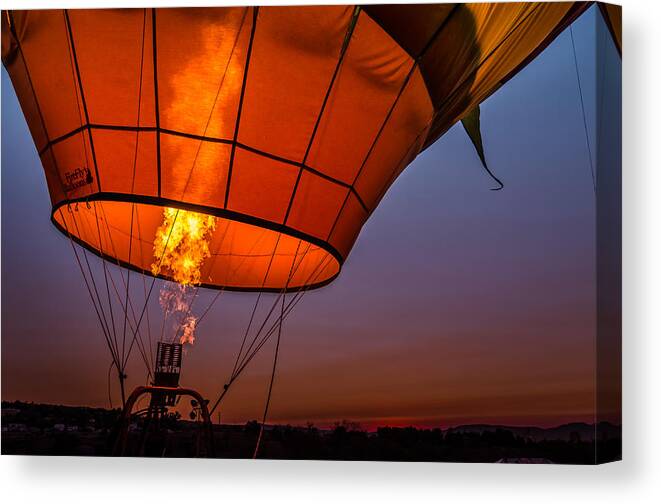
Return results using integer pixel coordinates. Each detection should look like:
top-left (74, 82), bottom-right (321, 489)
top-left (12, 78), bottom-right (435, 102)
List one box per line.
top-left (1, 2), bottom-right (621, 464)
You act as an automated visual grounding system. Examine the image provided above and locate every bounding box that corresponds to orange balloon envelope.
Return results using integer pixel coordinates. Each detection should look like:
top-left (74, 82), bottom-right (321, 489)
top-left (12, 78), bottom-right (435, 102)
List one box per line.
top-left (1, 4), bottom-right (589, 291)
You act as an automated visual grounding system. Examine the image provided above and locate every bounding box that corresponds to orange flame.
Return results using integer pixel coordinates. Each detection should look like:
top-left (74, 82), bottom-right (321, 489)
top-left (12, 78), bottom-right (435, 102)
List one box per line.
top-left (152, 207), bottom-right (217, 286)
top-left (152, 207), bottom-right (216, 345)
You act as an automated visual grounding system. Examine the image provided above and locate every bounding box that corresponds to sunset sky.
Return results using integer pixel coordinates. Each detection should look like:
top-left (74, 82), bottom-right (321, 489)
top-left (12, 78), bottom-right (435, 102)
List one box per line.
top-left (1, 6), bottom-right (621, 429)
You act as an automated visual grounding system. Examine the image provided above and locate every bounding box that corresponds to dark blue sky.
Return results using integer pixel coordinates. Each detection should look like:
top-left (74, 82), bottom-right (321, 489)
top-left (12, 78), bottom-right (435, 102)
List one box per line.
top-left (1, 6), bottom-right (621, 427)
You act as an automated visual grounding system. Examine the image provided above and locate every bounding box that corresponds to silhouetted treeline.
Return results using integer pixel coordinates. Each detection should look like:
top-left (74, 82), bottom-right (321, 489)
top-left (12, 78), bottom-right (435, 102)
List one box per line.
top-left (2, 402), bottom-right (620, 463)
top-left (236, 422), bottom-right (620, 464)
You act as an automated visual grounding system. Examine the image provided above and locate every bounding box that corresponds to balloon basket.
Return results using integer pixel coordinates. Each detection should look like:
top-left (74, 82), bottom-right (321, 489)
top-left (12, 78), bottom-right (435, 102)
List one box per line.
top-left (111, 342), bottom-right (215, 457)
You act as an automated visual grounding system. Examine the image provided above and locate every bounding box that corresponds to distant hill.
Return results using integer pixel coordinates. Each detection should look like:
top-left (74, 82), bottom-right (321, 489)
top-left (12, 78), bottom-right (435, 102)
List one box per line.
top-left (446, 422), bottom-right (621, 442)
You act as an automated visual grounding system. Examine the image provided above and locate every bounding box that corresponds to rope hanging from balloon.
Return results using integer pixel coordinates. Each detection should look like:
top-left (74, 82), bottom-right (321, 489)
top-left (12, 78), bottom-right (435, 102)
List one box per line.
top-left (122, 7), bottom-right (148, 379)
top-left (569, 25), bottom-right (597, 194)
top-left (252, 239), bottom-right (302, 458)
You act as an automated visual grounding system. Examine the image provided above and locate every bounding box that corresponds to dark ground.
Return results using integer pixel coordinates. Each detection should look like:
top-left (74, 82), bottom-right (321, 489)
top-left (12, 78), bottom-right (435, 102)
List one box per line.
top-left (1, 401), bottom-right (621, 464)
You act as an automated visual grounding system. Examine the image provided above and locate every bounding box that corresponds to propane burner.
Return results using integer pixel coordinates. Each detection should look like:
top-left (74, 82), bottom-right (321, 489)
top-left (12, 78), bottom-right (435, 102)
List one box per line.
top-left (154, 342), bottom-right (182, 388)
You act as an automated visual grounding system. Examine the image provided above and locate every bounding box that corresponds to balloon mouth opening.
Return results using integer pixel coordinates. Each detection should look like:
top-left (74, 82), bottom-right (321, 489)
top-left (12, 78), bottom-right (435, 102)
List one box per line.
top-left (51, 196), bottom-right (342, 292)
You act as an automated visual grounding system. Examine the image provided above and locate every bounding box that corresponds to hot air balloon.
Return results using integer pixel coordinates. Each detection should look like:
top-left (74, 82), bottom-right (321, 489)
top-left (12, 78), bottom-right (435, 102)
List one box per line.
top-left (1, 3), bottom-right (620, 457)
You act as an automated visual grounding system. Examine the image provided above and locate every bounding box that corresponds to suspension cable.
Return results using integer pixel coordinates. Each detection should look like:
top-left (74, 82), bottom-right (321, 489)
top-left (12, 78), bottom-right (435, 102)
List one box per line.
top-left (253, 240), bottom-right (302, 458)
top-left (68, 210), bottom-right (122, 362)
top-left (93, 202), bottom-right (153, 378)
top-left (232, 242), bottom-right (312, 379)
top-left (569, 25), bottom-right (596, 193)
top-left (209, 252), bottom-right (330, 416)
top-left (122, 8), bottom-right (148, 373)
top-left (91, 202), bottom-right (120, 359)
top-left (230, 233), bottom-right (284, 378)
top-left (59, 208), bottom-right (120, 366)
top-left (103, 258), bottom-right (153, 376)
top-left (134, 205), bottom-right (154, 370)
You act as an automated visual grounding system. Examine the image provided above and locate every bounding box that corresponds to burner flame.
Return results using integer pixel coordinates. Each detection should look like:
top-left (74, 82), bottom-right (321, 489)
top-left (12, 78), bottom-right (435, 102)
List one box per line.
top-left (152, 207), bottom-right (216, 345)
